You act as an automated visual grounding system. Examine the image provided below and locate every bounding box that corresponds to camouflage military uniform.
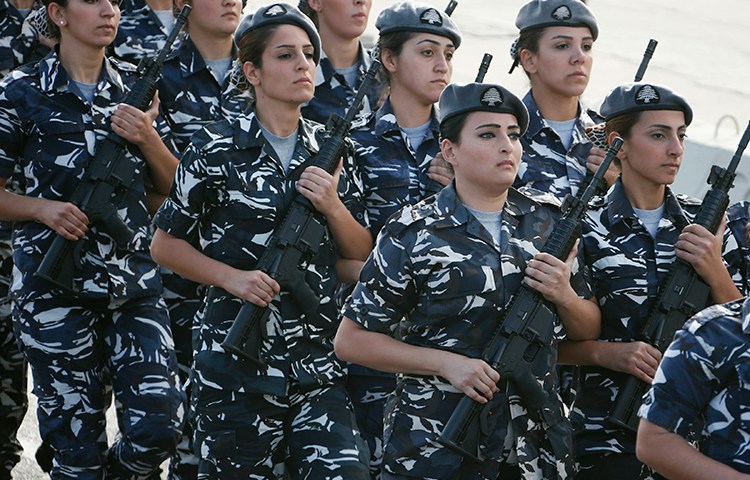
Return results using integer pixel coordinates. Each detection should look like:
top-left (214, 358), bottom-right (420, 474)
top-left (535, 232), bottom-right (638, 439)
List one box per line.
top-left (157, 36), bottom-right (252, 480)
top-left (343, 184), bottom-right (592, 480)
top-left (514, 90), bottom-right (602, 198)
top-left (153, 111), bottom-right (370, 479)
top-left (346, 97), bottom-right (442, 477)
top-left (0, 0), bottom-right (49, 79)
top-left (0, 51), bottom-right (184, 480)
top-left (639, 297), bottom-right (750, 474)
top-left (572, 180), bottom-right (740, 477)
top-left (301, 45), bottom-right (383, 125)
top-left (726, 201), bottom-right (750, 294)
top-left (111, 0), bottom-right (183, 66)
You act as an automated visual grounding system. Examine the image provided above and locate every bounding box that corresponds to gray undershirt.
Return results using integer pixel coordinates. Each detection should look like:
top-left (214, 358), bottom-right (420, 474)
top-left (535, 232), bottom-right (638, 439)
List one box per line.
top-left (466, 205), bottom-right (503, 247)
top-left (154, 10), bottom-right (175, 32)
top-left (259, 123), bottom-right (298, 173)
top-left (401, 120), bottom-right (432, 152)
top-left (205, 57), bottom-right (232, 85)
top-left (335, 63), bottom-right (360, 87)
top-left (17, 7), bottom-right (31, 18)
top-left (72, 80), bottom-right (97, 104)
top-left (633, 203), bottom-right (665, 239)
top-left (546, 118), bottom-right (577, 150)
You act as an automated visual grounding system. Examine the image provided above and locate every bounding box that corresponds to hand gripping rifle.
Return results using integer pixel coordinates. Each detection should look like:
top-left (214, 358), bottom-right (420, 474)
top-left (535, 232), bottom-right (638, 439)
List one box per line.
top-left (34, 5), bottom-right (192, 292)
top-left (608, 122), bottom-right (750, 433)
top-left (437, 138), bottom-right (624, 462)
top-left (581, 39), bottom-right (658, 193)
top-left (220, 56), bottom-right (383, 367)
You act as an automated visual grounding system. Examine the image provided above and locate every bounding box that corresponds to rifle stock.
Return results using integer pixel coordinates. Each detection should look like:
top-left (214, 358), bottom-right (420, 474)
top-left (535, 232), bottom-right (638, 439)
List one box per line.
top-left (438, 138), bottom-right (623, 462)
top-left (34, 6), bottom-right (191, 292)
top-left (608, 121), bottom-right (750, 432)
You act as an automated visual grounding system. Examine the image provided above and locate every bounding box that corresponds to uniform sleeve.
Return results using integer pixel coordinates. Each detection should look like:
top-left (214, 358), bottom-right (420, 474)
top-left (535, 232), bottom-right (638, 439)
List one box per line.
top-left (0, 79), bottom-right (23, 178)
top-left (152, 143), bottom-right (209, 240)
top-left (723, 205), bottom-right (749, 295)
top-left (338, 140), bottom-right (370, 230)
top-left (638, 322), bottom-right (723, 437)
top-left (342, 226), bottom-right (418, 336)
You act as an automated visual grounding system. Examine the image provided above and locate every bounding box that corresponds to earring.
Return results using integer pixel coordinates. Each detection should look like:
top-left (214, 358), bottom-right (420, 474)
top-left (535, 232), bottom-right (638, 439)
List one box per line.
top-left (59, 20), bottom-right (65, 25)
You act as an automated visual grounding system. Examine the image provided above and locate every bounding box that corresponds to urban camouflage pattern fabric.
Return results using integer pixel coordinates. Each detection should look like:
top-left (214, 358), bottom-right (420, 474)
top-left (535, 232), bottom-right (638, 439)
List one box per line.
top-left (639, 297), bottom-right (750, 474)
top-left (514, 90), bottom-right (603, 198)
top-left (301, 45), bottom-right (384, 125)
top-left (572, 180), bottom-right (741, 459)
top-left (158, 37), bottom-right (252, 157)
top-left (13, 295), bottom-right (185, 480)
top-left (343, 184), bottom-right (592, 479)
top-left (351, 98), bottom-right (442, 237)
top-left (111, 0), bottom-right (184, 66)
top-left (0, 51), bottom-right (175, 300)
top-left (192, 381), bottom-right (369, 479)
top-left (0, 0), bottom-right (48, 79)
top-left (726, 201), bottom-right (750, 294)
top-left (153, 111), bottom-right (369, 396)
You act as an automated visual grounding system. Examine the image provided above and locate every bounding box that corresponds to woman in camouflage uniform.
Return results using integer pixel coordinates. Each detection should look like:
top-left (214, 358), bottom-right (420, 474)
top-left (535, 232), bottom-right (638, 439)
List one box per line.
top-left (150, 4), bottom-right (371, 478)
top-left (0, 0), bottom-right (185, 477)
top-left (336, 82), bottom-right (601, 480)
top-left (561, 82), bottom-right (743, 479)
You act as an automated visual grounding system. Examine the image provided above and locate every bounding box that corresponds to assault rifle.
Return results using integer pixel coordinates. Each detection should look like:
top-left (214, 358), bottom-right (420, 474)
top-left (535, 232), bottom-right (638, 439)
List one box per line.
top-left (35, 5), bottom-right (191, 292)
top-left (581, 39), bottom-right (658, 193)
top-left (608, 122), bottom-right (750, 433)
top-left (438, 138), bottom-right (624, 462)
top-left (221, 55), bottom-right (383, 367)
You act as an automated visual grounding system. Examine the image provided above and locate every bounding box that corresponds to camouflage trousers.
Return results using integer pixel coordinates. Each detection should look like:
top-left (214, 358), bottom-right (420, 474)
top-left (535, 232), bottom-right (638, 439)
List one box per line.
top-left (0, 293), bottom-right (26, 480)
top-left (347, 373), bottom-right (396, 479)
top-left (192, 380), bottom-right (370, 479)
top-left (13, 294), bottom-right (186, 480)
top-left (165, 294), bottom-right (202, 480)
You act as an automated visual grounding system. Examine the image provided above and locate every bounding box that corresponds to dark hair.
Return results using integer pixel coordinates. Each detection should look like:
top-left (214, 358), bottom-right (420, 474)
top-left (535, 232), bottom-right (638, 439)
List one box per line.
top-left (377, 30), bottom-right (417, 85)
top-left (515, 27), bottom-right (546, 79)
top-left (439, 112), bottom-right (470, 144)
top-left (604, 111), bottom-right (643, 167)
top-left (236, 23), bottom-right (281, 94)
top-left (298, 0), bottom-right (319, 28)
top-left (42, 0), bottom-right (69, 40)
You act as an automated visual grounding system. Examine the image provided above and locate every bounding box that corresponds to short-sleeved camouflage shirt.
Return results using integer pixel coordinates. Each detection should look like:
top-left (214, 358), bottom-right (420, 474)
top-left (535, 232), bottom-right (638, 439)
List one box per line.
top-left (350, 97), bottom-right (441, 238)
top-left (514, 90), bottom-right (602, 198)
top-left (153, 111), bottom-right (369, 396)
top-left (639, 297), bottom-right (750, 474)
top-left (111, 0), bottom-right (184, 66)
top-left (301, 45), bottom-right (384, 125)
top-left (0, 50), bottom-right (174, 300)
top-left (343, 184), bottom-right (591, 479)
top-left (572, 179), bottom-right (740, 457)
top-left (726, 201), bottom-right (750, 294)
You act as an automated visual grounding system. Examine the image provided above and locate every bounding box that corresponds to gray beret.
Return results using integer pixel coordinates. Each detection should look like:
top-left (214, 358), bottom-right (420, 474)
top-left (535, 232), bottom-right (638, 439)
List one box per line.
top-left (516, 0), bottom-right (598, 40)
top-left (600, 82), bottom-right (693, 125)
top-left (375, 1), bottom-right (462, 49)
top-left (235, 3), bottom-right (321, 63)
top-left (439, 83), bottom-right (529, 134)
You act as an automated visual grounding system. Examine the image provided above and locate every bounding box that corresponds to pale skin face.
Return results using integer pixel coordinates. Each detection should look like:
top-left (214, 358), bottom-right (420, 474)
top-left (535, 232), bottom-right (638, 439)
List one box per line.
top-left (617, 110), bottom-right (687, 190)
top-left (442, 111), bottom-right (523, 207)
top-left (520, 26), bottom-right (594, 99)
top-left (47, 0), bottom-right (120, 50)
top-left (242, 24), bottom-right (316, 107)
top-left (382, 32), bottom-right (455, 107)
top-left (309, 0), bottom-right (372, 41)
top-left (178, 0), bottom-right (241, 37)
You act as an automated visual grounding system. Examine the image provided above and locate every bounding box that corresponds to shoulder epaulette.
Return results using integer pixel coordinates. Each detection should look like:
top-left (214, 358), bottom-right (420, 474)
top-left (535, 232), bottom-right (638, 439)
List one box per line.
top-left (109, 56), bottom-right (138, 73)
top-left (190, 119), bottom-right (234, 151)
top-left (517, 185), bottom-right (563, 208)
top-left (384, 197), bottom-right (436, 238)
top-left (675, 192), bottom-right (702, 207)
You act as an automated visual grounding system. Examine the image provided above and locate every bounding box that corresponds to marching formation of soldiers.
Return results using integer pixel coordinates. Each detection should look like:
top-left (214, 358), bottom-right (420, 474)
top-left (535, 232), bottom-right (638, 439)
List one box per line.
top-left (0, 0), bottom-right (748, 479)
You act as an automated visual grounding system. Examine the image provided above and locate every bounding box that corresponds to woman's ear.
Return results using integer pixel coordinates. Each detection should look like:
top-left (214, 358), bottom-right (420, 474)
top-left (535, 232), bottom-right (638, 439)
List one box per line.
top-left (307, 0), bottom-right (323, 13)
top-left (242, 61), bottom-right (260, 87)
top-left (46, 2), bottom-right (66, 27)
top-left (380, 48), bottom-right (398, 75)
top-left (441, 138), bottom-right (457, 169)
top-left (608, 131), bottom-right (626, 161)
top-left (519, 49), bottom-right (537, 75)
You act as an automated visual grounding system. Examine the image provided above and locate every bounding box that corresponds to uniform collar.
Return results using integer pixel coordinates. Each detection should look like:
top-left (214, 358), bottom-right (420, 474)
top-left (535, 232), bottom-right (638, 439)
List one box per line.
top-left (431, 183), bottom-right (539, 229)
top-left (374, 97), bottom-right (440, 138)
top-left (232, 109), bottom-right (319, 153)
top-left (605, 178), bottom-right (685, 228)
top-left (316, 42), bottom-right (371, 85)
top-left (38, 48), bottom-right (127, 95)
top-left (178, 37), bottom-right (236, 80)
top-left (522, 90), bottom-right (587, 140)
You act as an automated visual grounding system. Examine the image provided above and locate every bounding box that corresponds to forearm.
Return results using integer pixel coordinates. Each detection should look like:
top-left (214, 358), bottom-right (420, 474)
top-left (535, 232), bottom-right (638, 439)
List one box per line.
top-left (335, 316), bottom-right (454, 376)
top-left (326, 203), bottom-right (372, 261)
top-left (137, 129), bottom-right (179, 195)
top-left (151, 228), bottom-right (234, 289)
top-left (556, 294), bottom-right (601, 340)
top-left (557, 339), bottom-right (606, 366)
top-left (706, 267), bottom-right (743, 304)
top-left (637, 419), bottom-right (750, 480)
top-left (0, 184), bottom-right (47, 223)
